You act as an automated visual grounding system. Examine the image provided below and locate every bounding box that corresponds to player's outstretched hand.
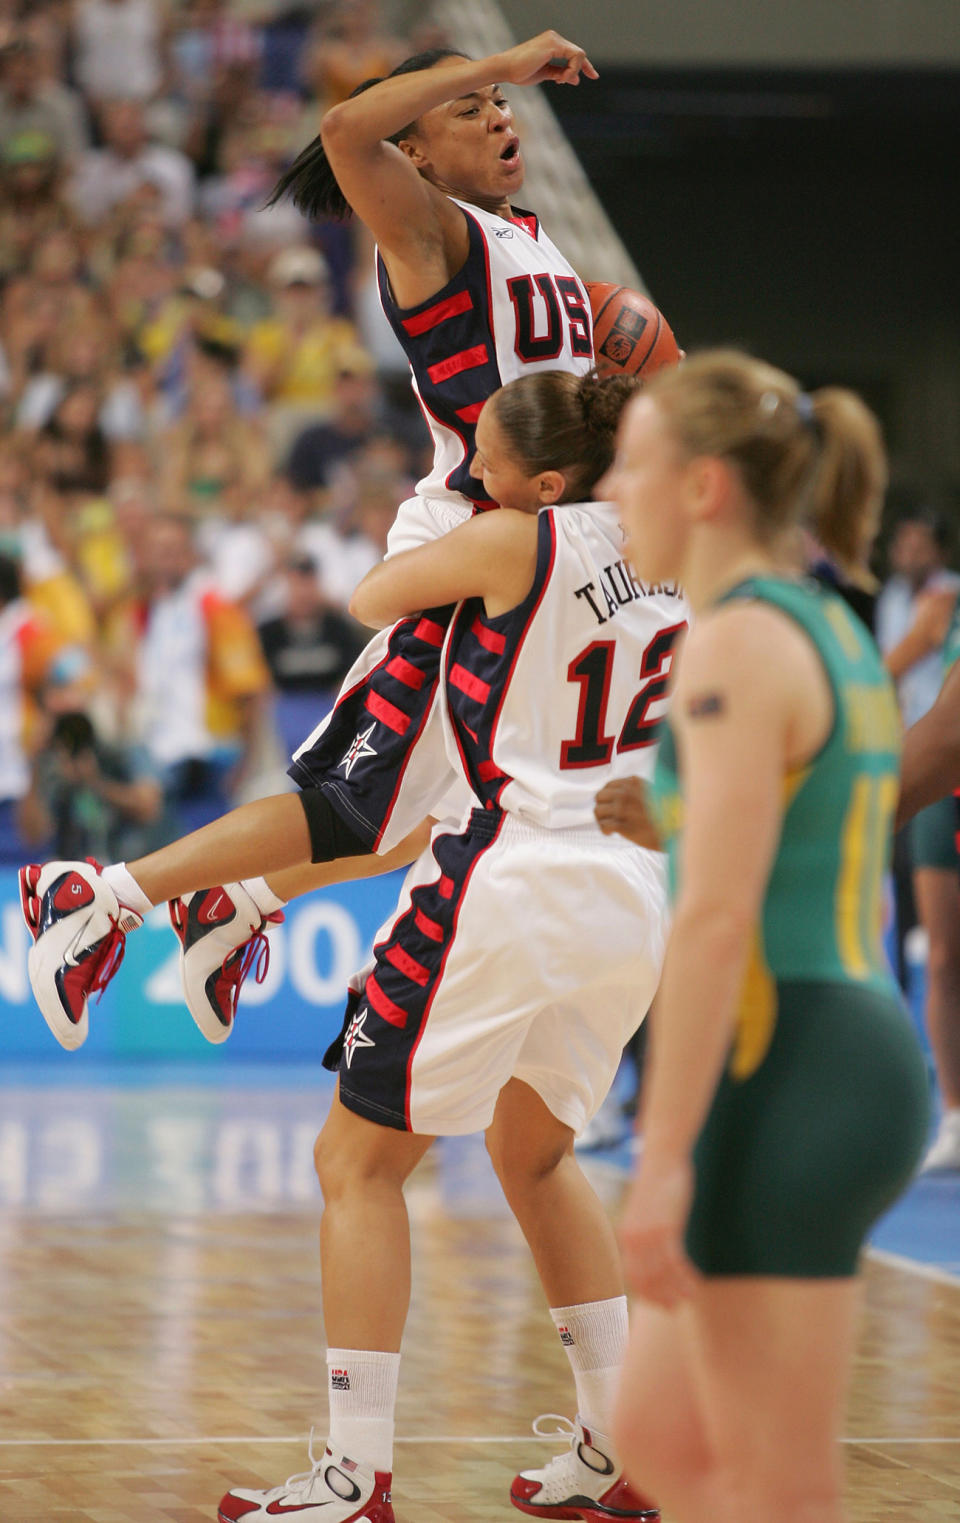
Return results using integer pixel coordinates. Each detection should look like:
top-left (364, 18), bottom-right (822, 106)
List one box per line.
top-left (619, 1153), bottom-right (699, 1309)
top-left (498, 32), bottom-right (599, 89)
top-left (594, 776), bottom-right (661, 849)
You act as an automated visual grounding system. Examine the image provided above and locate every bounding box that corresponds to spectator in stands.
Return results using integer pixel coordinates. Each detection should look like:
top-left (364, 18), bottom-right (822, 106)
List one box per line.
top-left (877, 510), bottom-right (959, 725)
top-left (72, 0), bottom-right (167, 108)
top-left (257, 551), bottom-right (365, 755)
top-left (157, 365), bottom-right (270, 520)
top-left (302, 0), bottom-right (404, 110)
top-left (16, 312), bottom-right (145, 443)
top-left (121, 513), bottom-right (270, 829)
top-left (243, 244), bottom-right (363, 449)
top-left (0, 129), bottom-right (69, 282)
top-left (33, 382), bottom-right (112, 498)
top-left (0, 35), bottom-right (88, 166)
top-left (285, 346), bottom-right (379, 492)
top-left (0, 552), bottom-right (60, 864)
top-left (70, 100), bottom-right (195, 229)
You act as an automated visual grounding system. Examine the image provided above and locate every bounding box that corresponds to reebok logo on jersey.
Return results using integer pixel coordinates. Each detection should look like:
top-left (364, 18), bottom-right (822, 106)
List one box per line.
top-left (330, 1369), bottom-right (351, 1390)
top-left (340, 723), bottom-right (378, 778)
top-left (558, 1326), bottom-right (575, 1346)
top-left (494, 227), bottom-right (514, 238)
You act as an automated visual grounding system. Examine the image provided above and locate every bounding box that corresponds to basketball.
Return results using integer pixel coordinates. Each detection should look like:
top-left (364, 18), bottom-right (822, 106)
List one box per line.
top-left (586, 283), bottom-right (681, 380)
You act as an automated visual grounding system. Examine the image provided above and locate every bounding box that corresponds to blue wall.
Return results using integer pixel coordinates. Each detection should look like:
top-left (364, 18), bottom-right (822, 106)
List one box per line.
top-left (0, 869), bottom-right (407, 1063)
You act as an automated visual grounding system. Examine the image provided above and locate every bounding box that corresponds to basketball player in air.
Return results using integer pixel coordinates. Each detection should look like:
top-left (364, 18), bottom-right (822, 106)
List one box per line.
top-left (22, 31), bottom-right (609, 1043)
top-left (602, 353), bottom-right (928, 1523)
top-left (213, 368), bottom-right (679, 1521)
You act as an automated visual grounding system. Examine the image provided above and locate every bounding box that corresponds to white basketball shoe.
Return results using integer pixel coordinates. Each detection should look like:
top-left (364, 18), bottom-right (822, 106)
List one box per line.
top-left (19, 859), bottom-right (143, 1050)
top-left (511, 1415), bottom-right (659, 1521)
top-left (218, 1436), bottom-right (394, 1522)
top-left (168, 883), bottom-right (283, 1044)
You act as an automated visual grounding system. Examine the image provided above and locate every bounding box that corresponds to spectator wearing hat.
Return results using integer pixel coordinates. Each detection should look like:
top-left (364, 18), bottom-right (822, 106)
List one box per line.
top-left (243, 244), bottom-right (364, 453)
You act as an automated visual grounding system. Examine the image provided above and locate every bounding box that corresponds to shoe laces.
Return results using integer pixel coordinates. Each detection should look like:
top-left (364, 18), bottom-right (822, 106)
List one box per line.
top-left (528, 1413), bottom-right (582, 1491)
top-left (283, 1425), bottom-right (324, 1491)
top-left (219, 922), bottom-right (273, 1014)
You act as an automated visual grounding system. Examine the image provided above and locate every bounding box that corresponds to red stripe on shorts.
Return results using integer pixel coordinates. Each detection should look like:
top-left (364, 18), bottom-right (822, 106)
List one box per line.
top-left (449, 663), bottom-right (491, 703)
top-left (385, 944), bottom-right (431, 988)
top-left (365, 690), bottom-right (411, 735)
top-left (414, 908), bottom-right (444, 942)
top-left (427, 344), bottom-right (488, 385)
top-left (477, 760), bottom-right (504, 782)
top-left (386, 655), bottom-right (426, 690)
top-left (455, 402), bottom-right (485, 424)
top-left (470, 616), bottom-right (506, 654)
top-left (438, 875), bottom-right (454, 900)
top-left (402, 290), bottom-right (473, 336)
top-left (365, 973), bottom-right (408, 1028)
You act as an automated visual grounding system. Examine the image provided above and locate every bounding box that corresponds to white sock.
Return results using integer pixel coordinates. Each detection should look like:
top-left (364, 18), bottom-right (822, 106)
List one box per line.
top-left (326, 1348), bottom-right (400, 1473)
top-left (550, 1296), bottom-right (629, 1437)
top-left (240, 875), bottom-right (286, 916)
top-left (102, 863), bottom-right (153, 917)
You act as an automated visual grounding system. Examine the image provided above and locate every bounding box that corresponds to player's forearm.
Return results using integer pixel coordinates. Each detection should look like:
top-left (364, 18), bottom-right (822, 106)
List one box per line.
top-left (321, 52), bottom-right (507, 150)
top-left (639, 900), bottom-right (750, 1162)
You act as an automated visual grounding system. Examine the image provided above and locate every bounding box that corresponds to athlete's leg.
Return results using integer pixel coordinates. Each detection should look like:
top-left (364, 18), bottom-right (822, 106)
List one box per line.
top-left (688, 1277), bottom-right (860, 1523)
top-left (914, 866), bottom-right (960, 1110)
top-left (314, 1088), bottom-right (434, 1350)
top-left (486, 1078), bottom-right (623, 1308)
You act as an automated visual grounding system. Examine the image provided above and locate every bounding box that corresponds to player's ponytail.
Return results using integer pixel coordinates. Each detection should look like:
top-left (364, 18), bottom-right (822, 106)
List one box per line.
top-left (267, 49), bottom-right (470, 222)
top-left (492, 369), bottom-right (640, 502)
top-left (644, 351), bottom-right (886, 566)
top-left (806, 387), bottom-right (886, 572)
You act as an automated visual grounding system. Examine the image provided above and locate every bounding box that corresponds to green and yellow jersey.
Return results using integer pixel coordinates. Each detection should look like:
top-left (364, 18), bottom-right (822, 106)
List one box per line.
top-left (650, 575), bottom-right (902, 1079)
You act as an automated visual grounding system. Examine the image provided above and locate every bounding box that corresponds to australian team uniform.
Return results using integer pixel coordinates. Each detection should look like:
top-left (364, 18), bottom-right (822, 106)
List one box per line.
top-left (651, 576), bottom-right (929, 1278)
top-left (325, 502), bottom-right (685, 1136)
top-left (911, 587), bottom-right (960, 872)
top-left (289, 199), bottom-right (595, 853)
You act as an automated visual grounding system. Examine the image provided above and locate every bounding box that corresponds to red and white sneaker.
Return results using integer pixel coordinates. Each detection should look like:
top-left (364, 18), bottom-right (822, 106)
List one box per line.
top-left (218, 1436), bottom-right (394, 1522)
top-left (511, 1415), bottom-right (659, 1521)
top-left (168, 882), bottom-right (283, 1044)
top-left (19, 859), bottom-right (143, 1050)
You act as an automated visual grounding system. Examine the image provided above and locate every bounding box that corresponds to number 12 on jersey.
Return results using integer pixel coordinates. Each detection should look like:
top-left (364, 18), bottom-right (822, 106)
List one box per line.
top-left (560, 622), bottom-right (687, 769)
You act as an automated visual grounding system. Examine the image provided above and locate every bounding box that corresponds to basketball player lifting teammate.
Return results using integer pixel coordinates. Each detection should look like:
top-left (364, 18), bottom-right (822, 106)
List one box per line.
top-left (22, 30), bottom-right (616, 1044)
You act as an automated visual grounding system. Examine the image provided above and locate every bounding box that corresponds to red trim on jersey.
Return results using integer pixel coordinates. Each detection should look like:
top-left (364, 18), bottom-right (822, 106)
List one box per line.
top-left (427, 344), bottom-right (488, 386)
top-left (489, 513), bottom-right (559, 806)
top-left (365, 689), bottom-right (411, 736)
top-left (414, 908), bottom-right (444, 942)
top-left (449, 663), bottom-right (491, 704)
top-left (470, 616), bottom-right (506, 655)
top-left (365, 972), bottom-right (408, 1028)
top-left (455, 402), bottom-right (486, 424)
top-left (414, 617), bottom-right (446, 647)
top-left (404, 812), bottom-right (507, 1129)
top-left (411, 374), bottom-right (496, 509)
top-left (386, 654), bottom-right (426, 690)
top-left (385, 943), bottom-right (431, 988)
top-left (438, 875), bottom-right (454, 900)
top-left (401, 289), bottom-right (474, 336)
top-left (476, 759), bottom-right (503, 782)
top-left (509, 212), bottom-right (539, 238)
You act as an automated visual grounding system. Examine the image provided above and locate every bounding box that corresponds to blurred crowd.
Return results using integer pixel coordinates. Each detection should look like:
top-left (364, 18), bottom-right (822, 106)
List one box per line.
top-left (0, 0), bottom-right (442, 863)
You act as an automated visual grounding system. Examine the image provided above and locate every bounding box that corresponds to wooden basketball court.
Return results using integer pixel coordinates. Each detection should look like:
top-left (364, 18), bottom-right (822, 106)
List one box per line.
top-left (1, 1082), bottom-right (959, 1522)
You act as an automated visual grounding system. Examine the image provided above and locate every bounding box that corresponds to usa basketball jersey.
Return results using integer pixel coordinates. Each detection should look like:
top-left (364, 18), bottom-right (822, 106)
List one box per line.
top-left (440, 503), bottom-right (689, 831)
top-left (376, 200), bottom-right (594, 509)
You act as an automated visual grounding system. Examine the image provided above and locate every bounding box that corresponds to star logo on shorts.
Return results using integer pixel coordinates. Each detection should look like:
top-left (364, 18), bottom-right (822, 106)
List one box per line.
top-left (342, 1008), bottom-right (375, 1068)
top-left (339, 723), bottom-right (378, 778)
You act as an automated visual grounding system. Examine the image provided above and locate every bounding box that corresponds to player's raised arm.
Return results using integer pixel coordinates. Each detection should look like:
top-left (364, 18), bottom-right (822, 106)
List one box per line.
top-left (896, 658), bottom-right (960, 828)
top-left (270, 34), bottom-right (597, 307)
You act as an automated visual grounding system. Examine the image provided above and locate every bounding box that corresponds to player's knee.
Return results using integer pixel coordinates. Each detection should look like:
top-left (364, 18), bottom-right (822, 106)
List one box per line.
top-left (485, 1126), bottom-right (570, 1192)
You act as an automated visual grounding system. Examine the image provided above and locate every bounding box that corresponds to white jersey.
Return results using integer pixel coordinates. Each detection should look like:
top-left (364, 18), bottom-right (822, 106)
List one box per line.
top-left (439, 501), bottom-right (689, 831)
top-left (376, 199), bottom-right (594, 510)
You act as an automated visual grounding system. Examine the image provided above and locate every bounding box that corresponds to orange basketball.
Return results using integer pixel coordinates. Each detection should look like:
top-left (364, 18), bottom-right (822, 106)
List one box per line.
top-left (586, 283), bottom-right (681, 380)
